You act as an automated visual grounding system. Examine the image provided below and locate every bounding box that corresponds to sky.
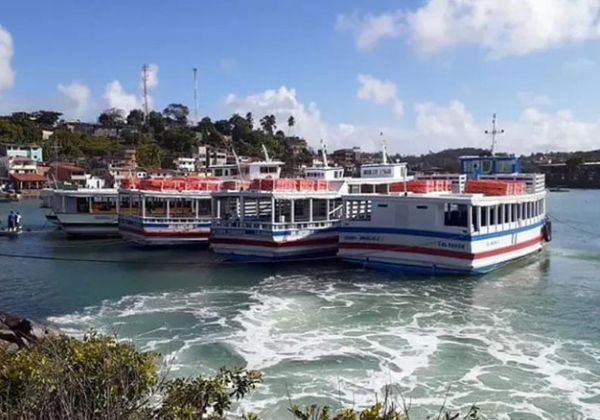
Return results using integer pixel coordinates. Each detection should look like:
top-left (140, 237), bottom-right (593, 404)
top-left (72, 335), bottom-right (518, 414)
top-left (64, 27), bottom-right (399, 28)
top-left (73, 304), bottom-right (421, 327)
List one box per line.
top-left (1, 0), bottom-right (600, 155)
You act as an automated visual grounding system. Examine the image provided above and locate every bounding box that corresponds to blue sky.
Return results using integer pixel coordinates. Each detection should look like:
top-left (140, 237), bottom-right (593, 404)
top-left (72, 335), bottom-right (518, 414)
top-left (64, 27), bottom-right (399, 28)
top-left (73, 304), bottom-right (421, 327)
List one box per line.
top-left (1, 0), bottom-right (600, 154)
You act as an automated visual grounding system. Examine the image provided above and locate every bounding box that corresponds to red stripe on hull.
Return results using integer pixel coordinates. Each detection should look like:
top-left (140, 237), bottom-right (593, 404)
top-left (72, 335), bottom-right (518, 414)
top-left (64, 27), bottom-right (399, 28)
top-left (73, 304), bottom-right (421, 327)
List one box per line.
top-left (339, 235), bottom-right (543, 260)
top-left (120, 227), bottom-right (210, 238)
top-left (210, 236), bottom-right (338, 248)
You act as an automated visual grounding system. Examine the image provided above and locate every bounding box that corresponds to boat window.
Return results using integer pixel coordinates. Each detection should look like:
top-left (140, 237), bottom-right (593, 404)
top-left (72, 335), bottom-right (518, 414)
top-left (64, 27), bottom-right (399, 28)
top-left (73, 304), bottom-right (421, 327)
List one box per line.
top-left (482, 160), bottom-right (492, 173)
top-left (377, 204), bottom-right (388, 208)
top-left (481, 206), bottom-right (488, 227)
top-left (504, 204), bottom-right (510, 223)
top-left (346, 199), bottom-right (371, 221)
top-left (76, 197), bottom-right (89, 213)
top-left (489, 206), bottom-right (496, 226)
top-left (498, 205), bottom-right (504, 225)
top-left (444, 203), bottom-right (468, 227)
top-left (472, 207), bottom-right (480, 231)
top-left (496, 160), bottom-right (513, 173)
top-left (416, 205), bottom-right (428, 209)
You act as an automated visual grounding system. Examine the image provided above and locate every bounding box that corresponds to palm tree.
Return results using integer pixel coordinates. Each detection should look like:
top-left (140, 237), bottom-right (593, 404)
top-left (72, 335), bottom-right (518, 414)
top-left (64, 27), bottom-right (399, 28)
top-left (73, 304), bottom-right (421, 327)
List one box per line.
top-left (260, 114), bottom-right (277, 135)
top-left (287, 115), bottom-right (295, 136)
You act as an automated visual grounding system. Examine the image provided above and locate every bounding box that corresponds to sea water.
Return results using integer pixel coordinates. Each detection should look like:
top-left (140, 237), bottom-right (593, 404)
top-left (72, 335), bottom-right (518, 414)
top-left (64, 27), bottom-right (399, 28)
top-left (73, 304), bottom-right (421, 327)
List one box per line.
top-left (0, 191), bottom-right (599, 420)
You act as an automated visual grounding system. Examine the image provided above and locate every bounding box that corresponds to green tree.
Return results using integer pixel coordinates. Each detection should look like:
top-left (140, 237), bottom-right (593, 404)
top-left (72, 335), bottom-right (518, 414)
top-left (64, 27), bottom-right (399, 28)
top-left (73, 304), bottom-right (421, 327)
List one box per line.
top-left (158, 126), bottom-right (197, 156)
top-left (98, 108), bottom-right (126, 128)
top-left (245, 112), bottom-right (254, 127)
top-left (213, 119), bottom-right (232, 136)
top-left (260, 114), bottom-right (276, 135)
top-left (127, 109), bottom-right (145, 127)
top-left (32, 110), bottom-right (62, 128)
top-left (163, 103), bottom-right (190, 126)
top-left (137, 141), bottom-right (163, 168)
top-left (147, 111), bottom-right (166, 135)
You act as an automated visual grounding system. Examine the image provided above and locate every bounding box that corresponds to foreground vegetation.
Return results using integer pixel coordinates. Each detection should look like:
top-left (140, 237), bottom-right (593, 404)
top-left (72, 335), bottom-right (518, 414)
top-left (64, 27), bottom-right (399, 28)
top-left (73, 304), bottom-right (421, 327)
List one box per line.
top-left (0, 333), bottom-right (480, 420)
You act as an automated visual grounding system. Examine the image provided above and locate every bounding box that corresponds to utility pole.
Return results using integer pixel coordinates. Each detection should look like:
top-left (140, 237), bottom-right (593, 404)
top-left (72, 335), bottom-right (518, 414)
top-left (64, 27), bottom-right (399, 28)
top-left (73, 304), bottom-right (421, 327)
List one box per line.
top-left (142, 64), bottom-right (150, 123)
top-left (193, 67), bottom-right (199, 125)
top-left (485, 113), bottom-right (505, 156)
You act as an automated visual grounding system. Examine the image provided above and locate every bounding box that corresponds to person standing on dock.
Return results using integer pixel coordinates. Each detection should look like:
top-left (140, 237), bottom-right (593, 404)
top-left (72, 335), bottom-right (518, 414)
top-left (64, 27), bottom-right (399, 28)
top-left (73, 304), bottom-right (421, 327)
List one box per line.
top-left (7, 211), bottom-right (15, 232)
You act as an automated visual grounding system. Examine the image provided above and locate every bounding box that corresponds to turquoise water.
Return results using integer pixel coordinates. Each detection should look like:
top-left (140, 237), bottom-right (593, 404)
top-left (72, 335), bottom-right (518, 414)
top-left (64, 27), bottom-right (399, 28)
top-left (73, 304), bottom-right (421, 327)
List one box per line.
top-left (0, 191), bottom-right (599, 420)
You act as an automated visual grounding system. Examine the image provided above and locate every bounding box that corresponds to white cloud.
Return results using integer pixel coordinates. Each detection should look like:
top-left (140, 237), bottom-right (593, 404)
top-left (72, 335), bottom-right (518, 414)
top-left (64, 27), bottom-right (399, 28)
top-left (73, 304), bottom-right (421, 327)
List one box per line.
top-left (224, 86), bottom-right (600, 155)
top-left (0, 25), bottom-right (15, 97)
top-left (57, 82), bottom-right (91, 119)
top-left (563, 57), bottom-right (597, 74)
top-left (518, 92), bottom-right (553, 108)
top-left (356, 74), bottom-right (404, 117)
top-left (220, 58), bottom-right (238, 73)
top-left (104, 63), bottom-right (159, 113)
top-left (103, 80), bottom-right (140, 113)
top-left (336, 11), bottom-right (403, 51)
top-left (339, 1), bottom-right (600, 58)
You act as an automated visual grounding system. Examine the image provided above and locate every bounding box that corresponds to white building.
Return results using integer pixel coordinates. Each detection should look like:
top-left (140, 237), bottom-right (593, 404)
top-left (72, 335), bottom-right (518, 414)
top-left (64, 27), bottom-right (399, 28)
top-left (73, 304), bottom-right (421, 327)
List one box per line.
top-left (174, 157), bottom-right (196, 172)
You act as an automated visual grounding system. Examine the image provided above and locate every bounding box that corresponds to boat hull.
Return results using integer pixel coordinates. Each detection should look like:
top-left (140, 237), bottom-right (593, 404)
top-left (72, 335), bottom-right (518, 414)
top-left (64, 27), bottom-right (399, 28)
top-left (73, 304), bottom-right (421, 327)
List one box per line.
top-left (338, 221), bottom-right (545, 275)
top-left (55, 213), bottom-right (119, 238)
top-left (119, 217), bottom-right (211, 247)
top-left (210, 227), bottom-right (339, 261)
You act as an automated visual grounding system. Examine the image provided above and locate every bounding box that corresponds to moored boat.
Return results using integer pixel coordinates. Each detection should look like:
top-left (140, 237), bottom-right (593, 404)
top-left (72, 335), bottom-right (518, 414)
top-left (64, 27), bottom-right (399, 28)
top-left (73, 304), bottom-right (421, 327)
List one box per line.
top-left (51, 189), bottom-right (119, 238)
top-left (338, 155), bottom-right (551, 274)
top-left (118, 178), bottom-right (220, 247)
top-left (210, 178), bottom-right (344, 260)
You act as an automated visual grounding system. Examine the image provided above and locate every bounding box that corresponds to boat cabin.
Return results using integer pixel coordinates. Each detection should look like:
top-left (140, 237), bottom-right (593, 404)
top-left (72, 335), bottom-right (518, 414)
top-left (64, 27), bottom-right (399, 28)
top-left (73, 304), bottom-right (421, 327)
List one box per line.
top-left (460, 155), bottom-right (520, 179)
top-left (51, 189), bottom-right (119, 215)
top-left (210, 160), bottom-right (283, 180)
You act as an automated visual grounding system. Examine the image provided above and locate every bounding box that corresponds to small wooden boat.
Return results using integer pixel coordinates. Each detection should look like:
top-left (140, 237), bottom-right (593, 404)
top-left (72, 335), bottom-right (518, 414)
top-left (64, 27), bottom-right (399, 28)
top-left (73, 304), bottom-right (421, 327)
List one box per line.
top-left (0, 228), bottom-right (23, 237)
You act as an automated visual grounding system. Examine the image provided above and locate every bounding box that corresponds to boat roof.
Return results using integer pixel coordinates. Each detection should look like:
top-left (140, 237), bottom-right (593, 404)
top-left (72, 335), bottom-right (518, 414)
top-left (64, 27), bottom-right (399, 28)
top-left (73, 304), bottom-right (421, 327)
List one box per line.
top-left (52, 188), bottom-right (118, 197)
top-left (345, 190), bottom-right (546, 205)
top-left (119, 189), bottom-right (212, 198)
top-left (213, 190), bottom-right (342, 200)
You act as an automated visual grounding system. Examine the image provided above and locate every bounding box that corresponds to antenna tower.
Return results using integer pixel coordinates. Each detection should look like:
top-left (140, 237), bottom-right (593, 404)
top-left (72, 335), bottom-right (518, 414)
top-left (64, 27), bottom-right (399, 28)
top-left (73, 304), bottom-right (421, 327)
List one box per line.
top-left (193, 67), bottom-right (199, 124)
top-left (485, 113), bottom-right (504, 155)
top-left (142, 64), bottom-right (150, 122)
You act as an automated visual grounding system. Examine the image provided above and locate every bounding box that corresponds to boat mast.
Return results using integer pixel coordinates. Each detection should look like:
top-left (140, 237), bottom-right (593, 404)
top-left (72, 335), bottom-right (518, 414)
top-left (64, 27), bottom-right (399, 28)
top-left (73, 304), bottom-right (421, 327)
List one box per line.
top-left (320, 139), bottom-right (328, 167)
top-left (380, 132), bottom-right (388, 164)
top-left (485, 113), bottom-right (505, 156)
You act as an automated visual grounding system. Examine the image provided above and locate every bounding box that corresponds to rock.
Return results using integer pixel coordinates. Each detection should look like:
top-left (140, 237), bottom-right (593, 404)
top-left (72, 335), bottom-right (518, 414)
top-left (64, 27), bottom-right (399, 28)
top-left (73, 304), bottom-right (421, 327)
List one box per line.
top-left (0, 310), bottom-right (62, 352)
top-left (0, 340), bottom-right (19, 353)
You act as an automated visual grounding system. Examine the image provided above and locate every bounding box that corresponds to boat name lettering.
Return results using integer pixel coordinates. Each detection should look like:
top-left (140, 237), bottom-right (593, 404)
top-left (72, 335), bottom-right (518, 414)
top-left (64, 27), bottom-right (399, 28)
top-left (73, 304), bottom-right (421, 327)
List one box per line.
top-left (437, 241), bottom-right (466, 250)
top-left (342, 235), bottom-right (382, 242)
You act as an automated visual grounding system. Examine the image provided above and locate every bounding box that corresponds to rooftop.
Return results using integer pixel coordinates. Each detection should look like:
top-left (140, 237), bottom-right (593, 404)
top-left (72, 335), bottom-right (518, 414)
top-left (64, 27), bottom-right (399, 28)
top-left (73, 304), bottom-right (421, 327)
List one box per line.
top-left (11, 173), bottom-right (46, 182)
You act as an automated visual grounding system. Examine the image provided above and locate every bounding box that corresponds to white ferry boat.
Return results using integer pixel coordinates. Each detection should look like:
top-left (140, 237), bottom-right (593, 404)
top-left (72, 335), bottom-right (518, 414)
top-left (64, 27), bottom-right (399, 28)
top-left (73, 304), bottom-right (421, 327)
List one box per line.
top-left (118, 179), bottom-right (219, 247)
top-left (210, 178), bottom-right (345, 260)
top-left (338, 155), bottom-right (551, 274)
top-left (51, 189), bottom-right (119, 237)
top-left (118, 153), bottom-right (285, 247)
top-left (210, 144), bottom-right (412, 261)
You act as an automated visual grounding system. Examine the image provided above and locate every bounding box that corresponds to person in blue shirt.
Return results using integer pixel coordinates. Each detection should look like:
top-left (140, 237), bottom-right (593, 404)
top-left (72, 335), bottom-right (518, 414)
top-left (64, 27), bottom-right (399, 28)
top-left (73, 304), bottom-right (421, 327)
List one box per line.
top-left (473, 163), bottom-right (482, 180)
top-left (7, 211), bottom-right (15, 231)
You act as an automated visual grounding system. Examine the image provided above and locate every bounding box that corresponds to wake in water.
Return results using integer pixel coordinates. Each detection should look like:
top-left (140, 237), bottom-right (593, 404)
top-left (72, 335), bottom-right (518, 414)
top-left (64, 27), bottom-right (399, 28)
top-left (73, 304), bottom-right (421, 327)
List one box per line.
top-left (48, 260), bottom-right (600, 420)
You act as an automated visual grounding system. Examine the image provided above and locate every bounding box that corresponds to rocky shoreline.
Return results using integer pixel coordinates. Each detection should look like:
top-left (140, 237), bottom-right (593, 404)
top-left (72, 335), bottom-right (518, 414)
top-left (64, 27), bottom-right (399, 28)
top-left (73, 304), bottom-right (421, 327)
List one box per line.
top-left (0, 310), bottom-right (61, 352)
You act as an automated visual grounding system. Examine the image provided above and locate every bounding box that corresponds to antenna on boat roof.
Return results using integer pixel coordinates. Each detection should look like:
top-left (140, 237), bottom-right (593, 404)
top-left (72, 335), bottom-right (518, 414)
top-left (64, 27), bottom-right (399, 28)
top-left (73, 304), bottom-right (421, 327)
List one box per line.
top-left (261, 144), bottom-right (271, 162)
top-left (232, 148), bottom-right (243, 181)
top-left (380, 131), bottom-right (388, 164)
top-left (320, 139), bottom-right (328, 167)
top-left (485, 113), bottom-right (504, 156)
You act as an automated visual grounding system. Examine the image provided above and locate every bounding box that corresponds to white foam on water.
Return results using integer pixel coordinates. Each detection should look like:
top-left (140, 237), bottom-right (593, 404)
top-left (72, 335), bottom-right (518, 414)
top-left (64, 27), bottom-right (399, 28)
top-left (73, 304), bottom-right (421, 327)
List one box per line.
top-left (45, 272), bottom-right (600, 420)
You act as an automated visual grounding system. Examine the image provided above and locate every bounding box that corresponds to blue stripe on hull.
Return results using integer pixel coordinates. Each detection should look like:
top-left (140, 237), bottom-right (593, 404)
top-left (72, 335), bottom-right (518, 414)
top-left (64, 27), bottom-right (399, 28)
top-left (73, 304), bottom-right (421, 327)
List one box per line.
top-left (339, 220), bottom-right (543, 242)
top-left (342, 248), bottom-right (542, 276)
top-left (216, 249), bottom-right (337, 263)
